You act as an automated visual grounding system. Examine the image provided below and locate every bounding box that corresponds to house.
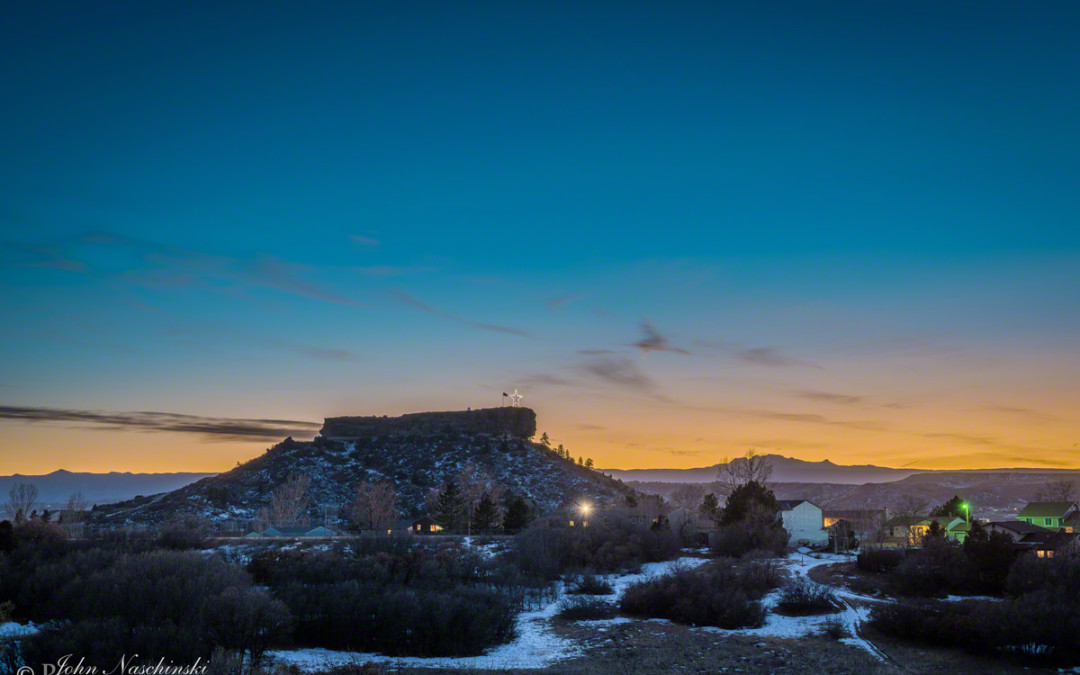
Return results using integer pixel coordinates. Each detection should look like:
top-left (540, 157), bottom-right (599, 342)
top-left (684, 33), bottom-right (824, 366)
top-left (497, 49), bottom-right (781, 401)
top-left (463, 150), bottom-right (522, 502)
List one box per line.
top-left (985, 520), bottom-right (1050, 542)
top-left (1008, 530), bottom-right (1080, 558)
top-left (882, 516), bottom-right (966, 546)
top-left (777, 500), bottom-right (827, 546)
top-left (823, 508), bottom-right (888, 542)
top-left (1016, 502), bottom-right (1079, 532)
top-left (410, 516), bottom-right (444, 534)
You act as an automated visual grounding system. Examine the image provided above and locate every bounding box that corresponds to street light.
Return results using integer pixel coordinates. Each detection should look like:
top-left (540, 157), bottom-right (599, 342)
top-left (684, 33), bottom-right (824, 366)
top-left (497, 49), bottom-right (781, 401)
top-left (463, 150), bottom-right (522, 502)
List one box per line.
top-left (960, 502), bottom-right (970, 525)
top-left (579, 502), bottom-right (591, 527)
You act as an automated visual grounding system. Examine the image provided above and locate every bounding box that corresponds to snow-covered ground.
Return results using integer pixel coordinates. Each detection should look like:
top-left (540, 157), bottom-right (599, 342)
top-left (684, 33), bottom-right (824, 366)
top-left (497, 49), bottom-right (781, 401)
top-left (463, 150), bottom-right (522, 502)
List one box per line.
top-left (266, 551), bottom-right (899, 670)
top-left (269, 555), bottom-right (709, 671)
top-left (269, 582), bottom-right (579, 671)
top-left (697, 551), bottom-right (889, 661)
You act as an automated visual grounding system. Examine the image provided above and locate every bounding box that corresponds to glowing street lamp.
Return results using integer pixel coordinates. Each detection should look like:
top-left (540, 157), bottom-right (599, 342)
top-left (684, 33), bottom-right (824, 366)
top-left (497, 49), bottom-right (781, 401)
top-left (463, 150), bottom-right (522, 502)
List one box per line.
top-left (960, 502), bottom-right (970, 525)
top-left (579, 502), bottom-right (591, 527)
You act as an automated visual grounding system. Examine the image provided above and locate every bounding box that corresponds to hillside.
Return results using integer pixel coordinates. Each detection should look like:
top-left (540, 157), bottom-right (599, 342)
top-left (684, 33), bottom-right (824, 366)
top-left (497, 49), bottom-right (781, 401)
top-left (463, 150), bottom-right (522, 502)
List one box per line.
top-left (90, 407), bottom-right (633, 528)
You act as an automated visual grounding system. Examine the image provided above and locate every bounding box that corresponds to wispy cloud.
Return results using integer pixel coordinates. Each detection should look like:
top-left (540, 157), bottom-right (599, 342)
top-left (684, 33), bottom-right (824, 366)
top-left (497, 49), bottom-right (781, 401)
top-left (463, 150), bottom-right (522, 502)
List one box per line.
top-left (630, 320), bottom-right (690, 355)
top-left (11, 231), bottom-right (366, 308)
top-left (349, 234), bottom-right (380, 246)
top-left (747, 409), bottom-right (885, 431)
top-left (796, 390), bottom-right (864, 405)
top-left (289, 344), bottom-right (357, 362)
top-left (981, 405), bottom-right (1057, 422)
top-left (353, 265), bottom-right (433, 277)
top-left (578, 357), bottom-right (656, 391)
top-left (737, 347), bottom-right (816, 368)
top-left (391, 291), bottom-right (531, 337)
top-left (545, 294), bottom-right (579, 310)
top-left (519, 373), bottom-right (575, 388)
top-left (653, 447), bottom-right (707, 457)
top-left (579, 349), bottom-right (617, 355)
top-left (0, 405), bottom-right (321, 442)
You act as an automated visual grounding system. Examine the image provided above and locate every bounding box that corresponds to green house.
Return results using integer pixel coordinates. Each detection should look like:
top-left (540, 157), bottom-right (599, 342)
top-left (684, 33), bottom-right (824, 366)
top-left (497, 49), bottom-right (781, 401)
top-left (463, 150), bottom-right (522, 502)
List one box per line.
top-left (1016, 502), bottom-right (1078, 532)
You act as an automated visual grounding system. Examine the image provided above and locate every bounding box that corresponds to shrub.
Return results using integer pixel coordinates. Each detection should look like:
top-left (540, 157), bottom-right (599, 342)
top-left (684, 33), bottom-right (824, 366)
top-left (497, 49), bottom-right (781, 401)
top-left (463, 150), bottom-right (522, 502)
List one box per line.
top-left (710, 513), bottom-right (788, 558)
top-left (157, 519), bottom-right (206, 550)
top-left (513, 520), bottom-right (680, 578)
top-left (556, 595), bottom-right (617, 621)
top-left (821, 615), bottom-right (846, 640)
top-left (620, 560), bottom-right (775, 629)
top-left (567, 573), bottom-right (613, 595)
top-left (775, 578), bottom-right (840, 615)
top-left (857, 548), bottom-right (904, 573)
top-left (253, 544), bottom-right (526, 657)
top-left (889, 538), bottom-right (967, 597)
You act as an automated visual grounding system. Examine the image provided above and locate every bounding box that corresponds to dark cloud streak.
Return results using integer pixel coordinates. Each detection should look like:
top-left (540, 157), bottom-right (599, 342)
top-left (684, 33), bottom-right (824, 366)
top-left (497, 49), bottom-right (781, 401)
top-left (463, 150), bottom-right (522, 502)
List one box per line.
top-left (391, 291), bottom-right (531, 337)
top-left (0, 405), bottom-right (322, 442)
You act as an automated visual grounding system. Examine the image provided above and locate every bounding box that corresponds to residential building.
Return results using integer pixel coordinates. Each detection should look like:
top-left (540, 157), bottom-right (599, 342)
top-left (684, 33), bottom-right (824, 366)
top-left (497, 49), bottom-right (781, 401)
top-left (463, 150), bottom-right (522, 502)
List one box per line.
top-left (1016, 502), bottom-right (1079, 532)
top-left (777, 500), bottom-right (827, 546)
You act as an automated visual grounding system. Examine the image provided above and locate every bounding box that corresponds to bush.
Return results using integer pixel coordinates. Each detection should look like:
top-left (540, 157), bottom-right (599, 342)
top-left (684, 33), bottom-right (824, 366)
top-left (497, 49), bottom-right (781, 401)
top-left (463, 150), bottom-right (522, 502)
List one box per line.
top-left (513, 520), bottom-right (680, 578)
top-left (556, 595), bottom-right (617, 621)
top-left (156, 519), bottom-right (206, 550)
top-left (253, 544), bottom-right (526, 657)
top-left (620, 560), bottom-right (776, 629)
top-left (276, 581), bottom-right (516, 656)
top-left (857, 548), bottom-right (905, 573)
top-left (889, 538), bottom-right (966, 597)
top-left (1, 539), bottom-right (290, 668)
top-left (870, 590), bottom-right (1080, 666)
top-left (567, 573), bottom-right (613, 595)
top-left (821, 615), bottom-right (846, 640)
top-left (710, 514), bottom-right (788, 558)
top-left (776, 578), bottom-right (840, 615)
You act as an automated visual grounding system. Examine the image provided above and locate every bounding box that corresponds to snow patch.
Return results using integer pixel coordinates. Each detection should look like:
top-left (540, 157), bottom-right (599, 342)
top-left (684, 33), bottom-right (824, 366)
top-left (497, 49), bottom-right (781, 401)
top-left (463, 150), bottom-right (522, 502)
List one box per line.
top-left (0, 622), bottom-right (38, 638)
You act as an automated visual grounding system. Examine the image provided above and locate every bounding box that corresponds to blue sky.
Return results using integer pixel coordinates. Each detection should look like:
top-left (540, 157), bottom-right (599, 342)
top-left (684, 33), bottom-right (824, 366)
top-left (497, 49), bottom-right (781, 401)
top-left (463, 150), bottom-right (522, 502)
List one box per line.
top-left (2, 2), bottom-right (1078, 473)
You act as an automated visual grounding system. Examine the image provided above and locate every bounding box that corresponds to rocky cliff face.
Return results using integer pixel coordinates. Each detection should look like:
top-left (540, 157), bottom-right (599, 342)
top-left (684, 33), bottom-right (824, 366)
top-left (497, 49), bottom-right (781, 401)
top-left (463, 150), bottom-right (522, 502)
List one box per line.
top-left (91, 407), bottom-right (629, 529)
top-left (321, 406), bottom-right (536, 440)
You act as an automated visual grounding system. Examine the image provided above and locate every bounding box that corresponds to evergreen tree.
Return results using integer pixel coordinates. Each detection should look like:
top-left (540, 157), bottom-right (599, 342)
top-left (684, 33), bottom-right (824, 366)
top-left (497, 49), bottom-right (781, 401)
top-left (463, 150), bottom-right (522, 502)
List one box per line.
top-left (578, 456), bottom-right (583, 465)
top-left (503, 496), bottom-right (532, 530)
top-left (719, 481), bottom-right (778, 526)
top-left (931, 495), bottom-right (967, 518)
top-left (434, 481), bottom-right (465, 530)
top-left (473, 493), bottom-right (500, 530)
top-left (699, 493), bottom-right (721, 525)
top-left (926, 519), bottom-right (944, 539)
top-left (539, 432), bottom-right (551, 447)
top-left (584, 458), bottom-right (594, 469)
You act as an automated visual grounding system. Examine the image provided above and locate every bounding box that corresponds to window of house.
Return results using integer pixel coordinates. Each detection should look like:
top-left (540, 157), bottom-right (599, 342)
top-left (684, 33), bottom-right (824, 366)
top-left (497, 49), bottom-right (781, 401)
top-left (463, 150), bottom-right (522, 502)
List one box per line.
top-left (1046, 517), bottom-right (1053, 526)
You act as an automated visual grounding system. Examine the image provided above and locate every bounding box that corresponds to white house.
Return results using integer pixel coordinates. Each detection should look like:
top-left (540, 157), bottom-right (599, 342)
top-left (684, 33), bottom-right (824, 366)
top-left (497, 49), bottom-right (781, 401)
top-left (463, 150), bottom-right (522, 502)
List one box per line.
top-left (778, 500), bottom-right (827, 546)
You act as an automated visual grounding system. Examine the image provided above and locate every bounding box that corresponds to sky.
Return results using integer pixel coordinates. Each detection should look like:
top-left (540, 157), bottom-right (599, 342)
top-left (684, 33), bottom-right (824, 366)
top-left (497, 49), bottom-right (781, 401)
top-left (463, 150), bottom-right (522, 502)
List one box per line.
top-left (1, 1), bottom-right (1078, 474)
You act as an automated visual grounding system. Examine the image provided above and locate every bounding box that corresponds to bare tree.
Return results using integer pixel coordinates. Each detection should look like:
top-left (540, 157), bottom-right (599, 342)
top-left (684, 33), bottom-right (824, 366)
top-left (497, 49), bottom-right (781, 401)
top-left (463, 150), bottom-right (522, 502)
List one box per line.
top-left (671, 483), bottom-right (706, 510)
top-left (60, 491), bottom-right (89, 535)
top-left (892, 494), bottom-right (929, 546)
top-left (456, 462), bottom-right (505, 534)
top-left (5, 482), bottom-right (38, 524)
top-left (349, 480), bottom-right (399, 531)
top-left (1035, 479), bottom-right (1078, 503)
top-left (269, 473), bottom-right (310, 527)
top-left (718, 449), bottom-right (773, 492)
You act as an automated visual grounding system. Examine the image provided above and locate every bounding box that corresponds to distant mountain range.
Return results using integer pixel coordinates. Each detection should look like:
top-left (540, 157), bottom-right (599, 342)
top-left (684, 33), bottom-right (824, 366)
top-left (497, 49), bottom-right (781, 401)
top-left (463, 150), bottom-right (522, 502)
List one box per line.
top-left (0, 470), bottom-right (214, 506)
top-left (603, 454), bottom-right (924, 485)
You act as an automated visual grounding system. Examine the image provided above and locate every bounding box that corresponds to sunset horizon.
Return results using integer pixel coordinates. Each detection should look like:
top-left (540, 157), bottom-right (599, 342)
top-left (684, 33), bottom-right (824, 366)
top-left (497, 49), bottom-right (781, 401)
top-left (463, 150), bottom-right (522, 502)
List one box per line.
top-left (3, 2), bottom-right (1078, 476)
